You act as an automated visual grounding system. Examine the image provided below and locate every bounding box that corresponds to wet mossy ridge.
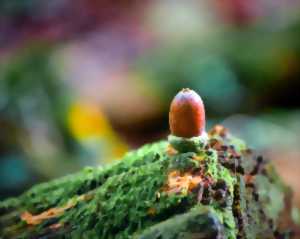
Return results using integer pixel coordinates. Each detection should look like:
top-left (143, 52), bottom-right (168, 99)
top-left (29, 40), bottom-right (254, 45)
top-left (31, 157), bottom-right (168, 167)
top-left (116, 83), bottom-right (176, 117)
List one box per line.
top-left (0, 126), bottom-right (299, 239)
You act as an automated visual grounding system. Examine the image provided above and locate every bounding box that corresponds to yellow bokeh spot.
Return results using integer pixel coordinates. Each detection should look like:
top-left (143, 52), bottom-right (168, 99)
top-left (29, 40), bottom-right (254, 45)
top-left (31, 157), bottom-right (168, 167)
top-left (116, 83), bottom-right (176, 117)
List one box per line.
top-left (68, 102), bottom-right (111, 139)
top-left (68, 102), bottom-right (129, 160)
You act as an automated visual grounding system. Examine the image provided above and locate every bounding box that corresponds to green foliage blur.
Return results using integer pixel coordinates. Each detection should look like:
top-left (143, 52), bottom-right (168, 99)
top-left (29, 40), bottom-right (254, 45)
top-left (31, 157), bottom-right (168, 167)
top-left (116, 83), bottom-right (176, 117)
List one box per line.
top-left (0, 1), bottom-right (300, 204)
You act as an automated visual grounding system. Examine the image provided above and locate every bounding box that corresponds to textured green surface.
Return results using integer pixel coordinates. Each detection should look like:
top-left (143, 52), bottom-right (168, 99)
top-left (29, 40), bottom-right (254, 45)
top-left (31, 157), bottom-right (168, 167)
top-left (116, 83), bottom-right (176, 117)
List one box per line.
top-left (0, 126), bottom-right (298, 238)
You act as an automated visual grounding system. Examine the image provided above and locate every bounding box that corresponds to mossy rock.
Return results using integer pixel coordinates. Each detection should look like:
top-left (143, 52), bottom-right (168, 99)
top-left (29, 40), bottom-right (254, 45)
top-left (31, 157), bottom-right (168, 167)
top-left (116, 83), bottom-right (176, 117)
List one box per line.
top-left (0, 125), bottom-right (299, 239)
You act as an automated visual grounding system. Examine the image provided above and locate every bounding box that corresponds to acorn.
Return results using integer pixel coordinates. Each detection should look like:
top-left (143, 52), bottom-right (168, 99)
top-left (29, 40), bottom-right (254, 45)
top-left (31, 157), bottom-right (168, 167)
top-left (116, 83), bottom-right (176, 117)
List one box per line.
top-left (169, 89), bottom-right (205, 138)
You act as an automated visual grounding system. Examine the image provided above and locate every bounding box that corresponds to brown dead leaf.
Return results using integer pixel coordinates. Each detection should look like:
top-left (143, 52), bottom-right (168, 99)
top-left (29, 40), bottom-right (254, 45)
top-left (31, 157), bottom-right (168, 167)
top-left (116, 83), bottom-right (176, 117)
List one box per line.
top-left (147, 207), bottom-right (156, 216)
top-left (209, 125), bottom-right (228, 137)
top-left (163, 170), bottom-right (202, 194)
top-left (166, 144), bottom-right (178, 156)
top-left (21, 194), bottom-right (88, 225)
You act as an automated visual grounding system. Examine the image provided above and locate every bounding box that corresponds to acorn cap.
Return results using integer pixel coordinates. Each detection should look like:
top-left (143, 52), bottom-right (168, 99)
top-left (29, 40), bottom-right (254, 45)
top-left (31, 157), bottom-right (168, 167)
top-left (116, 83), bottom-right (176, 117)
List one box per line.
top-left (169, 88), bottom-right (205, 138)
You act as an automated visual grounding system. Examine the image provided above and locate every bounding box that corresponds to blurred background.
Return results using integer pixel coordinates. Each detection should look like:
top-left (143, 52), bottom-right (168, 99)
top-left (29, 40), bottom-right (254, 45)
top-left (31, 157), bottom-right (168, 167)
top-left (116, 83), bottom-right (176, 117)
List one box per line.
top-left (0, 0), bottom-right (300, 208)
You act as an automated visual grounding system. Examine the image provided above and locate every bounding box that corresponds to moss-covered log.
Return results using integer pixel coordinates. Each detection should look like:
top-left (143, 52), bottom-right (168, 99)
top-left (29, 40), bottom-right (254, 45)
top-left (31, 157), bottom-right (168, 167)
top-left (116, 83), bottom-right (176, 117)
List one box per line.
top-left (0, 125), bottom-right (299, 239)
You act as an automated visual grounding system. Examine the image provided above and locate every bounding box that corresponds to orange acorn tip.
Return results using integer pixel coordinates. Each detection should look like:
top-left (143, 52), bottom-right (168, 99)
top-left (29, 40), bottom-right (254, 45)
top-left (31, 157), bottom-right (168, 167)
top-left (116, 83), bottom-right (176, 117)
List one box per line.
top-left (169, 88), bottom-right (206, 138)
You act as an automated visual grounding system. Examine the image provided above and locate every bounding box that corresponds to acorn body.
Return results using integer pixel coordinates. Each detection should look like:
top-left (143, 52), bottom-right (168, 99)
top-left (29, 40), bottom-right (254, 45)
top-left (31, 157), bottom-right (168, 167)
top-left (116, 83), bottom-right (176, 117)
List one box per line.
top-left (169, 89), bottom-right (205, 138)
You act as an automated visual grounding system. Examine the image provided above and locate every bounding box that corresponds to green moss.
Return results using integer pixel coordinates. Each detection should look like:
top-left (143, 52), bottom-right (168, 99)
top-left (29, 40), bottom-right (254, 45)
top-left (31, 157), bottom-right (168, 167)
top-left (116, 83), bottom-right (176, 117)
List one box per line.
top-left (0, 127), bottom-right (298, 238)
top-left (136, 205), bottom-right (224, 239)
